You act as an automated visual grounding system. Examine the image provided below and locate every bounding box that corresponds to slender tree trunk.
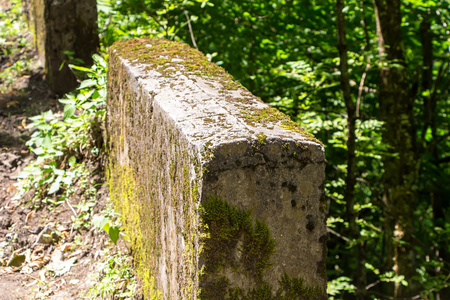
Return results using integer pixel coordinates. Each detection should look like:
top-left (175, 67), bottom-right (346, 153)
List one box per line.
top-left (336, 1), bottom-right (367, 298)
top-left (374, 0), bottom-right (419, 297)
top-left (420, 18), bottom-right (450, 300)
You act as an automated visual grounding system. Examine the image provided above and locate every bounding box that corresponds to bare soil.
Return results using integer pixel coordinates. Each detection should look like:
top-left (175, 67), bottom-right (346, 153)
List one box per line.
top-left (0, 4), bottom-right (123, 299)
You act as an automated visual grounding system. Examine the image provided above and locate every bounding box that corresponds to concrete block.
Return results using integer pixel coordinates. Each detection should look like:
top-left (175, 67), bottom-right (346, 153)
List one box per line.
top-left (107, 37), bottom-right (327, 299)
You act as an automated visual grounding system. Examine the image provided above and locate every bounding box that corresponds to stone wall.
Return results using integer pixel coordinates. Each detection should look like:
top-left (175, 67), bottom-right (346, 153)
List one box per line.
top-left (107, 37), bottom-right (327, 299)
top-left (27, 0), bottom-right (98, 95)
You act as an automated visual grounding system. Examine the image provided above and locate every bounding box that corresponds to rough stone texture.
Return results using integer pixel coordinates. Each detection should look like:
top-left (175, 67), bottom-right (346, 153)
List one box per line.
top-left (107, 38), bottom-right (327, 299)
top-left (28, 0), bottom-right (98, 95)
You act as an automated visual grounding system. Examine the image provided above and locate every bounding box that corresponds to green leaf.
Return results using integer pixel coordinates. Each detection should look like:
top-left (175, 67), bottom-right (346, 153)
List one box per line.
top-left (48, 181), bottom-right (61, 194)
top-left (68, 64), bottom-right (90, 72)
top-left (78, 79), bottom-right (97, 90)
top-left (32, 148), bottom-right (45, 155)
top-left (68, 156), bottom-right (76, 166)
top-left (61, 176), bottom-right (73, 185)
top-left (42, 133), bottom-right (52, 148)
top-left (64, 104), bottom-right (76, 120)
top-left (108, 226), bottom-right (120, 245)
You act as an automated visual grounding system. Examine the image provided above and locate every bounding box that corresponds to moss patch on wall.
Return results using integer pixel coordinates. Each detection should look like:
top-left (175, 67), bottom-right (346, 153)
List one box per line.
top-left (200, 195), bottom-right (275, 280)
top-left (240, 108), bottom-right (321, 145)
top-left (199, 195), bottom-right (324, 299)
top-left (107, 161), bottom-right (162, 299)
top-left (110, 37), bottom-right (242, 91)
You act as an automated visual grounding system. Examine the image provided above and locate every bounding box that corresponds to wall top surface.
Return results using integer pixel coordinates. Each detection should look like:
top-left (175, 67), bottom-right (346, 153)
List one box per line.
top-left (111, 38), bottom-right (324, 162)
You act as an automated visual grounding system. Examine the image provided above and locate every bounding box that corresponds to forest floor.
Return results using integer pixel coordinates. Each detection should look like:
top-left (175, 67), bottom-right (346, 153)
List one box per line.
top-left (0, 2), bottom-right (132, 299)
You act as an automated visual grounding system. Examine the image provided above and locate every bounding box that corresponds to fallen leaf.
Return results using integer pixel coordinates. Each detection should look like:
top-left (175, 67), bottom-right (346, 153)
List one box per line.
top-left (28, 255), bottom-right (51, 270)
top-left (68, 249), bottom-right (83, 258)
top-left (0, 267), bottom-right (14, 274)
top-left (25, 211), bottom-right (34, 223)
top-left (7, 252), bottom-right (26, 267)
top-left (39, 268), bottom-right (47, 281)
top-left (6, 184), bottom-right (16, 193)
top-left (47, 257), bottom-right (77, 277)
top-left (6, 100), bottom-right (19, 108)
top-left (58, 243), bottom-right (73, 252)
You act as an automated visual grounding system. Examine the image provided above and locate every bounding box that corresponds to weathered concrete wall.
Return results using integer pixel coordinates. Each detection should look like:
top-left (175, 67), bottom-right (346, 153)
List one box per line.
top-left (107, 37), bottom-right (327, 299)
top-left (27, 0), bottom-right (98, 95)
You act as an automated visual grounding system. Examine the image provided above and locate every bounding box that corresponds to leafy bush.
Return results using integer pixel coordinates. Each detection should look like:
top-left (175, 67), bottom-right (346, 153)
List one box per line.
top-left (17, 54), bottom-right (107, 206)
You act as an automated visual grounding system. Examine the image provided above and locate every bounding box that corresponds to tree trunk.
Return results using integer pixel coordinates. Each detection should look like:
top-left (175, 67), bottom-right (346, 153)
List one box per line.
top-left (28, 0), bottom-right (99, 95)
top-left (336, 1), bottom-right (367, 298)
top-left (374, 0), bottom-right (419, 298)
top-left (420, 17), bottom-right (450, 300)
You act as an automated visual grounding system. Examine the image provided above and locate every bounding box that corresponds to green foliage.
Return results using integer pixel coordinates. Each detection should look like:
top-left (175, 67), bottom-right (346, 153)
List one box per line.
top-left (72, 198), bottom-right (97, 230)
top-left (327, 277), bottom-right (356, 299)
top-left (88, 252), bottom-right (137, 299)
top-left (0, 0), bottom-right (29, 49)
top-left (17, 54), bottom-right (107, 205)
top-left (93, 207), bottom-right (125, 245)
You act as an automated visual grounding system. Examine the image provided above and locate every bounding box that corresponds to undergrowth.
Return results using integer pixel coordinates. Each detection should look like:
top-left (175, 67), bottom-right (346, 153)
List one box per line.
top-left (14, 51), bottom-right (139, 297)
top-left (16, 54), bottom-right (107, 208)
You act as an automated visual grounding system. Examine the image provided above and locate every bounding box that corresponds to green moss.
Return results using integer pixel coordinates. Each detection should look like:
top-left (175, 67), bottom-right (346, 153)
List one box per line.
top-left (276, 273), bottom-right (324, 299)
top-left (107, 162), bottom-right (162, 299)
top-left (240, 108), bottom-right (322, 145)
top-left (201, 141), bottom-right (215, 162)
top-left (200, 195), bottom-right (275, 278)
top-left (256, 132), bottom-right (267, 146)
top-left (241, 107), bottom-right (287, 125)
top-left (111, 37), bottom-right (241, 92)
top-left (198, 195), bottom-right (325, 299)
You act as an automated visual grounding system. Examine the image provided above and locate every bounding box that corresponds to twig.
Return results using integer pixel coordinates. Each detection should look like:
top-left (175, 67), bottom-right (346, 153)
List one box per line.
top-left (32, 225), bottom-right (49, 247)
top-left (184, 11), bottom-right (197, 49)
top-left (327, 227), bottom-right (351, 243)
top-left (24, 273), bottom-right (48, 285)
top-left (66, 199), bottom-right (77, 217)
top-left (366, 280), bottom-right (380, 290)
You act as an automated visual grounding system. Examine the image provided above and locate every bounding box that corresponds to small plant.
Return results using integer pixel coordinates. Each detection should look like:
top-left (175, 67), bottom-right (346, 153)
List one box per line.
top-left (72, 200), bottom-right (97, 230)
top-left (88, 251), bottom-right (138, 299)
top-left (93, 206), bottom-right (125, 245)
